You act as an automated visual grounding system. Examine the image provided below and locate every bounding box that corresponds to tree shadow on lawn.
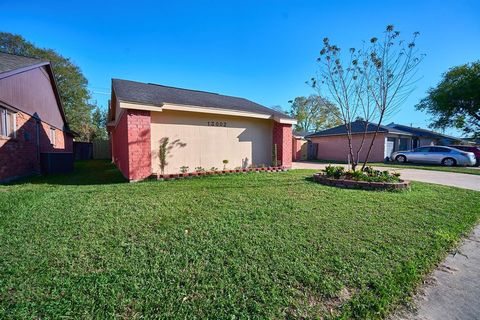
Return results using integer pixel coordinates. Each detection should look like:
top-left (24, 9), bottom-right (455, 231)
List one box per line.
top-left (7, 160), bottom-right (127, 186)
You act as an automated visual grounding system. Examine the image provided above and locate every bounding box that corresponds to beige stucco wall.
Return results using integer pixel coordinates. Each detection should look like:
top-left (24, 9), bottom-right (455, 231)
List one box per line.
top-left (151, 110), bottom-right (273, 174)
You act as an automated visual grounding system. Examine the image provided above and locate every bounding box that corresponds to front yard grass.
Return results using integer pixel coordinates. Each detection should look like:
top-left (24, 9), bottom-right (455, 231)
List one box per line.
top-left (1, 160), bottom-right (479, 319)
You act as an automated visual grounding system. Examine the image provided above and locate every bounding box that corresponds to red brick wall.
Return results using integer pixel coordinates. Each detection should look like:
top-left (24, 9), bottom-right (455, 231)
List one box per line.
top-left (111, 110), bottom-right (129, 179)
top-left (273, 122), bottom-right (292, 168)
top-left (110, 109), bottom-right (152, 181)
top-left (310, 133), bottom-right (386, 163)
top-left (127, 110), bottom-right (151, 181)
top-left (0, 110), bottom-right (73, 182)
top-left (292, 137), bottom-right (304, 161)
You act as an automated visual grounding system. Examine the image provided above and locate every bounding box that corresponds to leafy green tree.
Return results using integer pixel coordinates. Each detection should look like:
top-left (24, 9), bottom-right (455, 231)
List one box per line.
top-left (416, 61), bottom-right (480, 137)
top-left (0, 32), bottom-right (96, 141)
top-left (288, 95), bottom-right (342, 132)
top-left (91, 106), bottom-right (108, 141)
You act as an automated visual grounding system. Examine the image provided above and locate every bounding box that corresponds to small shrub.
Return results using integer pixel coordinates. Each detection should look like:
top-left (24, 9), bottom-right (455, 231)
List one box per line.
top-left (195, 167), bottom-right (205, 173)
top-left (180, 166), bottom-right (189, 174)
top-left (324, 165), bottom-right (345, 179)
top-left (210, 167), bottom-right (219, 172)
top-left (323, 165), bottom-right (400, 182)
top-left (222, 159), bottom-right (229, 170)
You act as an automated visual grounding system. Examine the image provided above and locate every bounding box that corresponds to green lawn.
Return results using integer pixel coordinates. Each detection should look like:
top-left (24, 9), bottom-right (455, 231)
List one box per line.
top-left (311, 159), bottom-right (480, 175)
top-left (1, 161), bottom-right (479, 319)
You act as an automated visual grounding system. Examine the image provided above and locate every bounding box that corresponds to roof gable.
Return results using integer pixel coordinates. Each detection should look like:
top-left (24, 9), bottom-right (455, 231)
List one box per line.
top-left (0, 52), bottom-right (70, 132)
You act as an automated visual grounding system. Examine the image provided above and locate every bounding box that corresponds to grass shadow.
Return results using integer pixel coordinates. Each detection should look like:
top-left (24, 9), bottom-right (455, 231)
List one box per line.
top-left (7, 160), bottom-right (127, 186)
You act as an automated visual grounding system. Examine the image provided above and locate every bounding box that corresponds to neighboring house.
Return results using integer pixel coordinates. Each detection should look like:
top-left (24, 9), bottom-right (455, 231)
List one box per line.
top-left (462, 137), bottom-right (480, 146)
top-left (0, 52), bottom-right (74, 182)
top-left (306, 120), bottom-right (467, 162)
top-left (292, 130), bottom-right (309, 161)
top-left (385, 123), bottom-right (470, 148)
top-left (107, 79), bottom-right (296, 181)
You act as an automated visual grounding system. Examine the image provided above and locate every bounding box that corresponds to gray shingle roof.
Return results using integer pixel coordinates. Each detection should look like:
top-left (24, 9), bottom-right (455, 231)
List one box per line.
top-left (386, 123), bottom-right (464, 142)
top-left (307, 120), bottom-right (412, 137)
top-left (112, 78), bottom-right (294, 119)
top-left (0, 52), bottom-right (47, 76)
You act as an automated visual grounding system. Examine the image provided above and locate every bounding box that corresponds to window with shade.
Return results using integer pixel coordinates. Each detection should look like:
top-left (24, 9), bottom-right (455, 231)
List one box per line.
top-left (50, 127), bottom-right (56, 146)
top-left (0, 107), bottom-right (16, 138)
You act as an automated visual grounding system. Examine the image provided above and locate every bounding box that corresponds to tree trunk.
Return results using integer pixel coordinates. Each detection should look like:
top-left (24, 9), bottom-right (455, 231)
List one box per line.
top-left (361, 113), bottom-right (384, 171)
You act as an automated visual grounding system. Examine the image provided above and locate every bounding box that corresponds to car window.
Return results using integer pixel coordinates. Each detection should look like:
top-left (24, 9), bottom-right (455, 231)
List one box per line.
top-left (414, 147), bottom-right (431, 152)
top-left (430, 147), bottom-right (451, 153)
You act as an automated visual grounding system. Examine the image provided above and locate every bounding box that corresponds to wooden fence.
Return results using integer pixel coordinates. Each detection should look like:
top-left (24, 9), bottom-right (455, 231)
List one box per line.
top-left (92, 140), bottom-right (111, 160)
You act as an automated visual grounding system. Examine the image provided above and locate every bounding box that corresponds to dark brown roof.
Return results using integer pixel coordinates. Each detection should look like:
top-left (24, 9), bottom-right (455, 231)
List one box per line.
top-left (112, 78), bottom-right (294, 119)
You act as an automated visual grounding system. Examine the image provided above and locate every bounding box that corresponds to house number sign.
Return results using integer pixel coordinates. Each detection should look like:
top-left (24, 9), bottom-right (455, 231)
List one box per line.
top-left (207, 121), bottom-right (227, 127)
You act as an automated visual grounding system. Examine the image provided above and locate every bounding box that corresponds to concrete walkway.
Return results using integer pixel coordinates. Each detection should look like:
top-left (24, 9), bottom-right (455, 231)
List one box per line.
top-left (393, 225), bottom-right (480, 320)
top-left (292, 161), bottom-right (480, 191)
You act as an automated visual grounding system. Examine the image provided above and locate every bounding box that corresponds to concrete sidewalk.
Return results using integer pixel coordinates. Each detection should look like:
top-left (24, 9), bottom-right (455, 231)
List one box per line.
top-left (393, 225), bottom-right (480, 320)
top-left (292, 162), bottom-right (480, 191)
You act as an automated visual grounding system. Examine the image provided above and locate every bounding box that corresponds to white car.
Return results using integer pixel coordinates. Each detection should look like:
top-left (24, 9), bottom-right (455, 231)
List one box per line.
top-left (391, 146), bottom-right (476, 166)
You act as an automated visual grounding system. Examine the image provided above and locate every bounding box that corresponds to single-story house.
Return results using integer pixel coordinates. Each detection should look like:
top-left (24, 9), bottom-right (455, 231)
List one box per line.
top-left (0, 52), bottom-right (74, 182)
top-left (385, 123), bottom-right (470, 147)
top-left (107, 79), bottom-right (296, 181)
top-left (292, 130), bottom-right (309, 161)
top-left (306, 120), bottom-right (467, 162)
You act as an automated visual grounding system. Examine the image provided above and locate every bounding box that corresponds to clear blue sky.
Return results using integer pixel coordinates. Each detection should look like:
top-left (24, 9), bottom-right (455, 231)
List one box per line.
top-left (1, 0), bottom-right (479, 136)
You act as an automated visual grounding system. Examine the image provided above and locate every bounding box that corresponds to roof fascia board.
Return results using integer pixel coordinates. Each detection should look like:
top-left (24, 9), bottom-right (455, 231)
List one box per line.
top-left (119, 100), bottom-right (162, 112)
top-left (118, 100), bottom-right (296, 123)
top-left (308, 131), bottom-right (389, 138)
top-left (162, 102), bottom-right (272, 119)
top-left (273, 115), bottom-right (297, 124)
top-left (0, 62), bottom-right (49, 80)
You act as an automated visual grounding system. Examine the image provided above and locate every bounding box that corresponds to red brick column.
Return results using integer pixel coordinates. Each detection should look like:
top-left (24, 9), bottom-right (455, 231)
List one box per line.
top-left (127, 110), bottom-right (152, 181)
top-left (273, 121), bottom-right (293, 168)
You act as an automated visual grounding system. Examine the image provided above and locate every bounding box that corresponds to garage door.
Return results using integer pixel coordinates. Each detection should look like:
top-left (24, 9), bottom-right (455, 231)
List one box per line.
top-left (385, 137), bottom-right (395, 159)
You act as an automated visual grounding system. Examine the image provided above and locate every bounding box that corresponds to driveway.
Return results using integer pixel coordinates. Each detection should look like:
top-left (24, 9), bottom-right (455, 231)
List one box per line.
top-left (292, 161), bottom-right (480, 191)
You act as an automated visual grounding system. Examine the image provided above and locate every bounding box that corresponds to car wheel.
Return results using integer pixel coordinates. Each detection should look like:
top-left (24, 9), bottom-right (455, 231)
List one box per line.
top-left (395, 155), bottom-right (407, 163)
top-left (441, 157), bottom-right (456, 167)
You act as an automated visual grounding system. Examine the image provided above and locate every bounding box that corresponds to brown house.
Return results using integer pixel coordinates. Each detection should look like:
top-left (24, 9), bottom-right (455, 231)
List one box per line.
top-left (0, 52), bottom-right (74, 182)
top-left (306, 120), bottom-right (467, 163)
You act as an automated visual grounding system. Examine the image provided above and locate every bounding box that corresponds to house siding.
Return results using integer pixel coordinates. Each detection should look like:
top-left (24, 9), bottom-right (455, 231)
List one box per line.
top-left (110, 107), bottom-right (293, 180)
top-left (0, 65), bottom-right (73, 183)
top-left (310, 133), bottom-right (386, 163)
top-left (110, 109), bottom-right (152, 181)
top-left (273, 122), bottom-right (292, 167)
top-left (0, 110), bottom-right (72, 182)
top-left (0, 67), bottom-right (66, 130)
top-left (150, 110), bottom-right (273, 174)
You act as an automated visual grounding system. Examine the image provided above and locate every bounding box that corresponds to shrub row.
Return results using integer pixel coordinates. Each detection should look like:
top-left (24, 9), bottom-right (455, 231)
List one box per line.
top-left (153, 167), bottom-right (288, 181)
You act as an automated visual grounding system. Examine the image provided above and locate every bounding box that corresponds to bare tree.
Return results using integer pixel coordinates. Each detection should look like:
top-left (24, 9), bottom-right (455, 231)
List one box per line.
top-left (360, 26), bottom-right (423, 169)
top-left (310, 25), bottom-right (423, 171)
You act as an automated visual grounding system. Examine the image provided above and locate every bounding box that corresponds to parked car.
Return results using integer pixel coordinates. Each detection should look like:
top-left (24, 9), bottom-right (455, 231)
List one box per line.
top-left (449, 145), bottom-right (480, 166)
top-left (391, 146), bottom-right (476, 166)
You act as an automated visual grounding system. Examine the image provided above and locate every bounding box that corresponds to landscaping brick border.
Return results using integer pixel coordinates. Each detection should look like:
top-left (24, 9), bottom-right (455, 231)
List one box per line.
top-left (152, 167), bottom-right (288, 181)
top-left (312, 173), bottom-right (410, 191)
